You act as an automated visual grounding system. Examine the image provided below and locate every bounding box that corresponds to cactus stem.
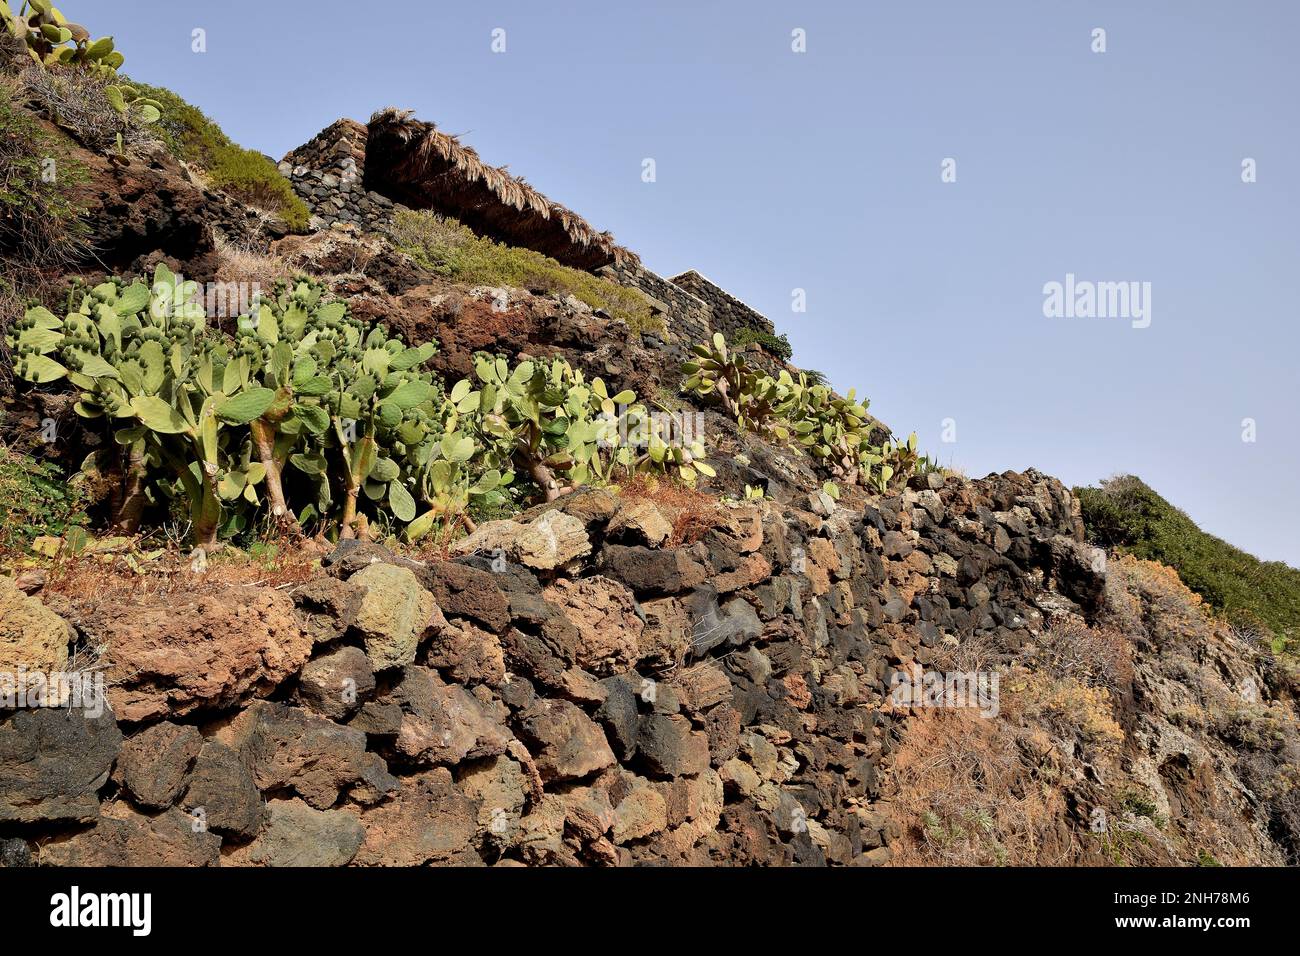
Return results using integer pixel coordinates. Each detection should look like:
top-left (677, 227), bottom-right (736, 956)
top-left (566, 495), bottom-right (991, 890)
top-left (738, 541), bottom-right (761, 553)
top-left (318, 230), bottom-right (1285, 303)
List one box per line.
top-left (251, 418), bottom-right (297, 534)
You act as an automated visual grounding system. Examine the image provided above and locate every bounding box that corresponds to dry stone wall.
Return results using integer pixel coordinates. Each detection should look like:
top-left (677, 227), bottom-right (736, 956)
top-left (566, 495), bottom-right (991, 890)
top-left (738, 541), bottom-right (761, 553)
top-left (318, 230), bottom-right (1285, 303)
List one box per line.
top-left (280, 119), bottom-right (402, 232)
top-left (597, 260), bottom-right (712, 346)
top-left (0, 470), bottom-right (1105, 867)
top-left (671, 270), bottom-right (777, 340)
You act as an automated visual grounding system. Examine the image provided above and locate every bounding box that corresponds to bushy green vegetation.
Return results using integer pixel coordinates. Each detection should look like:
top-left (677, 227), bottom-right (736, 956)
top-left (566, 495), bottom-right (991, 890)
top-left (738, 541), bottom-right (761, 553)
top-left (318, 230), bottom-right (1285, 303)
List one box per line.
top-left (683, 332), bottom-right (922, 494)
top-left (1077, 475), bottom-right (1300, 642)
top-left (733, 326), bottom-right (793, 362)
top-left (7, 268), bottom-right (706, 548)
top-left (0, 441), bottom-right (86, 552)
top-left (391, 209), bottom-right (661, 334)
top-left (4, 0), bottom-right (306, 228)
top-left (122, 79), bottom-right (309, 230)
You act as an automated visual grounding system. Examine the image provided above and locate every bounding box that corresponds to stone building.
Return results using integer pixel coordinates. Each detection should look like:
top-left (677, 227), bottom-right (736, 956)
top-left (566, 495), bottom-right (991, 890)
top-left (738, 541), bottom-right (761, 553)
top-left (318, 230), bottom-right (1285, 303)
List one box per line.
top-left (282, 109), bottom-right (776, 348)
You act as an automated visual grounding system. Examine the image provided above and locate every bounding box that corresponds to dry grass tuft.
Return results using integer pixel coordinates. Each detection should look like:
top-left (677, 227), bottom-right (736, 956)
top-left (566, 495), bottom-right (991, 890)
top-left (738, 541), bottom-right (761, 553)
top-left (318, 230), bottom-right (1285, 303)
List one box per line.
top-left (212, 231), bottom-right (292, 289)
top-left (39, 541), bottom-right (321, 602)
top-left (614, 474), bottom-right (720, 547)
top-left (18, 64), bottom-right (153, 153)
top-left (883, 709), bottom-right (1073, 866)
top-left (1032, 620), bottom-right (1135, 694)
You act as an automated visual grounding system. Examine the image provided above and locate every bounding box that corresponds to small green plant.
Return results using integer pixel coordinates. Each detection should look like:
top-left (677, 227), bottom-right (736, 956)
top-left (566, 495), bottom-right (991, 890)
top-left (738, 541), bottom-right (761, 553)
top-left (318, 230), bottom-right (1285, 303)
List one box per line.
top-left (0, 441), bottom-right (87, 551)
top-left (8, 269), bottom-right (473, 546)
top-left (865, 432), bottom-right (921, 493)
top-left (1, 1), bottom-right (123, 74)
top-left (1119, 787), bottom-right (1162, 824)
top-left (733, 326), bottom-right (793, 361)
top-left (0, 82), bottom-right (90, 268)
top-left (681, 333), bottom-right (793, 439)
top-left (465, 352), bottom-right (712, 501)
top-left (682, 334), bottom-right (939, 496)
top-left (104, 83), bottom-right (160, 125)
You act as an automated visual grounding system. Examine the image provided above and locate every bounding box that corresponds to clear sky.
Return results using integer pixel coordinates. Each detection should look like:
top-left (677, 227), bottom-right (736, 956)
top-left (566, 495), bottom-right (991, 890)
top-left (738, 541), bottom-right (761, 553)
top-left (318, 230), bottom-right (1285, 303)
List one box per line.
top-left (105, 0), bottom-right (1299, 566)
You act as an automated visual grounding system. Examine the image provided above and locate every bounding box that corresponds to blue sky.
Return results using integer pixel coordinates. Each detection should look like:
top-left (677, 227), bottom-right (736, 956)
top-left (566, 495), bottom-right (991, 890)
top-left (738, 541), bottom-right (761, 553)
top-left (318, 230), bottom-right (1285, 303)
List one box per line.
top-left (107, 0), bottom-right (1300, 565)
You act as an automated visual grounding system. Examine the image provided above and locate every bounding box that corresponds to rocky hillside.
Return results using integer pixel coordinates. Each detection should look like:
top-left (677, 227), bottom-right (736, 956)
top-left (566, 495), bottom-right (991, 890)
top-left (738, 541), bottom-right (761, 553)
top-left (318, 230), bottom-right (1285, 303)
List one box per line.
top-left (1, 5), bottom-right (1297, 868)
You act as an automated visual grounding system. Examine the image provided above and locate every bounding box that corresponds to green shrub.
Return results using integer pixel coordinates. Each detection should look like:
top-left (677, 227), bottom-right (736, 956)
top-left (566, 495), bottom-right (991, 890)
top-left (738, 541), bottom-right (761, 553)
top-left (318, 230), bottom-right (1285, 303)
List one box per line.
top-left (120, 79), bottom-right (309, 230)
top-left (1, 78), bottom-right (89, 389)
top-left (465, 352), bottom-right (711, 500)
top-left (733, 327), bottom-right (793, 362)
top-left (205, 143), bottom-right (309, 230)
top-left (391, 209), bottom-right (660, 334)
top-left (0, 442), bottom-right (87, 551)
top-left (1077, 475), bottom-right (1300, 641)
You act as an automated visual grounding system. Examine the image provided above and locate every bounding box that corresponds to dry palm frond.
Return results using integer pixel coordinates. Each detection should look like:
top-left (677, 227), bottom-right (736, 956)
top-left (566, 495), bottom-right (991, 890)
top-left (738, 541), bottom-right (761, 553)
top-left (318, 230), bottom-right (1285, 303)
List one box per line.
top-left (365, 107), bottom-right (637, 271)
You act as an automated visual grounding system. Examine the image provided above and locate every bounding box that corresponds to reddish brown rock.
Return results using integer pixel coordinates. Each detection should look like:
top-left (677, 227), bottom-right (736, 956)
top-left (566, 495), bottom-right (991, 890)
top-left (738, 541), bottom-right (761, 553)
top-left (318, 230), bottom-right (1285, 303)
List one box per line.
top-left (85, 587), bottom-right (312, 723)
top-left (517, 699), bottom-right (616, 783)
top-left (353, 768), bottom-right (479, 866)
top-left (39, 802), bottom-right (221, 867)
top-left (541, 576), bottom-right (643, 676)
top-left (233, 702), bottom-right (393, 809)
top-left (425, 620), bottom-right (506, 687)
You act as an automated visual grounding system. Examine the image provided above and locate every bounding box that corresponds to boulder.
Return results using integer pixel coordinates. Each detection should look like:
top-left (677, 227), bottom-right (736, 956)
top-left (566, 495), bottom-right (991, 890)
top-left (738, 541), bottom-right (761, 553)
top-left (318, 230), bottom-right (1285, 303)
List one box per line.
top-left (458, 755), bottom-right (529, 840)
top-left (353, 768), bottom-right (479, 866)
top-left (541, 576), bottom-right (643, 675)
top-left (235, 701), bottom-right (392, 809)
top-left (420, 561), bottom-right (510, 633)
top-left (386, 666), bottom-right (510, 765)
top-left (290, 576), bottom-right (363, 645)
top-left (112, 722), bottom-right (202, 809)
top-left (0, 705), bottom-right (121, 824)
top-left (295, 646), bottom-right (375, 720)
top-left (40, 803), bottom-right (221, 867)
top-left (688, 588), bottom-right (763, 656)
top-left (0, 575), bottom-right (70, 674)
top-left (351, 563), bottom-right (439, 670)
top-left (513, 510), bottom-right (591, 570)
top-left (454, 510), bottom-right (592, 571)
top-left (181, 740), bottom-right (263, 839)
top-left (611, 782), bottom-right (669, 844)
top-left (637, 715), bottom-right (711, 778)
top-left (224, 799), bottom-right (364, 867)
top-left (637, 596), bottom-right (692, 668)
top-left (516, 699), bottom-right (616, 782)
top-left (595, 674), bottom-right (642, 762)
top-left (85, 587), bottom-right (312, 723)
top-left (425, 620), bottom-right (507, 686)
top-left (601, 545), bottom-right (708, 595)
top-left (607, 498), bottom-right (672, 547)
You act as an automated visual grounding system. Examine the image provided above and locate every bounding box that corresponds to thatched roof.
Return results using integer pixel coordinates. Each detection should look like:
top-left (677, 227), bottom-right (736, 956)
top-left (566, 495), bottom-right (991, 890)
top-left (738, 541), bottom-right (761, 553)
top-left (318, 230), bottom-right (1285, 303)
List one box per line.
top-left (365, 108), bottom-right (637, 271)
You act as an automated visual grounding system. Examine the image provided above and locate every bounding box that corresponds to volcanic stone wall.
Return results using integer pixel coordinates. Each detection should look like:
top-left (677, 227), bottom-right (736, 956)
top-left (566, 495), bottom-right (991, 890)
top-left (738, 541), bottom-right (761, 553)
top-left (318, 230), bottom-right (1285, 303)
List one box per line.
top-left (0, 470), bottom-right (1104, 867)
top-left (596, 260), bottom-right (713, 346)
top-left (671, 270), bottom-right (777, 340)
top-left (279, 119), bottom-right (402, 232)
